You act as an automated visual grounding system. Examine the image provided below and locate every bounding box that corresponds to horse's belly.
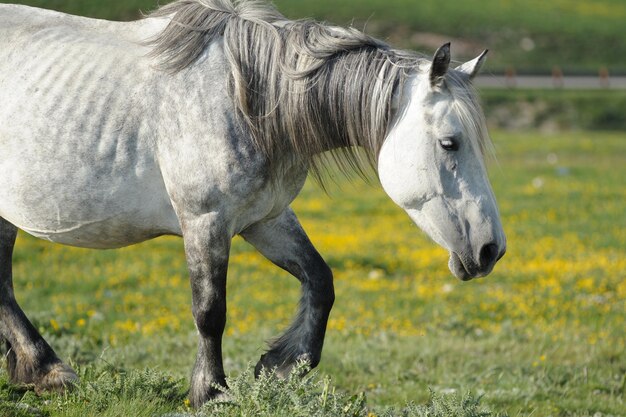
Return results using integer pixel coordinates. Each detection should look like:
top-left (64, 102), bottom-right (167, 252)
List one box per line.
top-left (18, 211), bottom-right (180, 249)
top-left (0, 143), bottom-right (182, 249)
top-left (0, 181), bottom-right (182, 249)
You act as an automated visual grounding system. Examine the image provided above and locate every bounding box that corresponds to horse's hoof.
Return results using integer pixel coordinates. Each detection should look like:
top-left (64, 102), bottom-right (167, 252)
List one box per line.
top-left (209, 390), bottom-right (231, 403)
top-left (35, 363), bottom-right (78, 394)
top-left (255, 352), bottom-right (312, 379)
top-left (254, 352), bottom-right (282, 378)
top-left (189, 380), bottom-right (229, 408)
top-left (189, 389), bottom-right (229, 408)
top-left (254, 354), bottom-right (267, 378)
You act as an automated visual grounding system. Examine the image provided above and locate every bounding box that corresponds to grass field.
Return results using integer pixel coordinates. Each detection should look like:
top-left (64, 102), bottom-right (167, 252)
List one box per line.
top-left (0, 131), bottom-right (624, 416)
top-left (2, 0), bottom-right (626, 72)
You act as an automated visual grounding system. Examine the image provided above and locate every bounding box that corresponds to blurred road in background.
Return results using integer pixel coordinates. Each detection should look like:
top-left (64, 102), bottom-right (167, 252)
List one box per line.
top-left (475, 75), bottom-right (626, 90)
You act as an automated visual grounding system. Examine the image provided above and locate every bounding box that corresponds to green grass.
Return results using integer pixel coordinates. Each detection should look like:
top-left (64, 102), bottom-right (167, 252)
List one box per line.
top-left (0, 131), bottom-right (624, 416)
top-left (0, 362), bottom-right (502, 416)
top-left (2, 0), bottom-right (625, 72)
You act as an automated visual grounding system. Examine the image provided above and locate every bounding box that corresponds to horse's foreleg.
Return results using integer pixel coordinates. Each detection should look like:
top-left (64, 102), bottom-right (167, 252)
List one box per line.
top-left (181, 213), bottom-right (230, 407)
top-left (241, 208), bottom-right (334, 378)
top-left (0, 218), bottom-right (77, 392)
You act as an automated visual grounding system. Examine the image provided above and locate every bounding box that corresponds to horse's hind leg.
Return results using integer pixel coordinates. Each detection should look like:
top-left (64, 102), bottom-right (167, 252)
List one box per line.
top-left (0, 218), bottom-right (77, 392)
top-left (241, 208), bottom-right (334, 377)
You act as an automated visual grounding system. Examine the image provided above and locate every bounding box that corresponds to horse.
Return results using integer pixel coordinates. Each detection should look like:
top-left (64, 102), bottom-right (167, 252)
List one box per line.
top-left (0, 0), bottom-right (506, 407)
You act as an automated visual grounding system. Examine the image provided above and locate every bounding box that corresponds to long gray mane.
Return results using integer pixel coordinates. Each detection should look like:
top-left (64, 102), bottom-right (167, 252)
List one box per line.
top-left (147, 0), bottom-right (486, 181)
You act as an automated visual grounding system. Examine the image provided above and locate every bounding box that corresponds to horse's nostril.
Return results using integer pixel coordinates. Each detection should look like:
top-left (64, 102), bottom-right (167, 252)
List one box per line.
top-left (479, 243), bottom-right (499, 269)
top-left (496, 247), bottom-right (506, 262)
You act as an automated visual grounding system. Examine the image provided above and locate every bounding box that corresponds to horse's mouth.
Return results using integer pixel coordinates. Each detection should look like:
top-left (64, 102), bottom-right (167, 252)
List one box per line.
top-left (448, 252), bottom-right (478, 281)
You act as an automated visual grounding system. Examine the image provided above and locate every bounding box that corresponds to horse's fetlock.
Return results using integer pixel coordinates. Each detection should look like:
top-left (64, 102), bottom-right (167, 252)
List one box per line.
top-left (36, 362), bottom-right (78, 393)
top-left (3, 343), bottom-right (76, 392)
top-left (300, 351), bottom-right (320, 369)
top-left (189, 371), bottom-right (228, 408)
top-left (7, 355), bottom-right (37, 385)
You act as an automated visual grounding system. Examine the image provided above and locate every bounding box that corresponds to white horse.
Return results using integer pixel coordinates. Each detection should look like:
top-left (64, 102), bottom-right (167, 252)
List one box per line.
top-left (0, 0), bottom-right (506, 407)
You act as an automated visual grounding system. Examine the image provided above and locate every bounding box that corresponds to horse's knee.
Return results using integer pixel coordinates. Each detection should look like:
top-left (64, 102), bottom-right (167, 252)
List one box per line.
top-left (322, 263), bottom-right (335, 307)
top-left (308, 259), bottom-right (334, 310)
top-left (193, 300), bottom-right (226, 339)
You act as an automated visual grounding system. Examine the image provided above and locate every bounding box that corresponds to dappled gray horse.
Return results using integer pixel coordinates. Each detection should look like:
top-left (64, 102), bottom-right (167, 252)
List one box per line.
top-left (0, 0), bottom-right (506, 407)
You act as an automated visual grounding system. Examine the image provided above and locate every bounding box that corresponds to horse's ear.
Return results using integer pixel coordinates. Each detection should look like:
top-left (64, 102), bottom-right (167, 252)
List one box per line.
top-left (429, 43), bottom-right (451, 88)
top-left (455, 50), bottom-right (488, 80)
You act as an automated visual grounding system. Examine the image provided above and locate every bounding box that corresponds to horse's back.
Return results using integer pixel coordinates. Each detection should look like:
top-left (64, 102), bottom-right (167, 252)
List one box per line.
top-left (0, 5), bottom-right (181, 248)
top-left (0, 4), bottom-right (161, 41)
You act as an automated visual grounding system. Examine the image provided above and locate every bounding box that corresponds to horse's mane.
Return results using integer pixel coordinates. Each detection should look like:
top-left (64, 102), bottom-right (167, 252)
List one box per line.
top-left (147, 0), bottom-right (489, 182)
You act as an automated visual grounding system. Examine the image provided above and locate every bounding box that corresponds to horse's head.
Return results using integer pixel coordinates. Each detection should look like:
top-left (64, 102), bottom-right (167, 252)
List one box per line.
top-left (378, 43), bottom-right (506, 280)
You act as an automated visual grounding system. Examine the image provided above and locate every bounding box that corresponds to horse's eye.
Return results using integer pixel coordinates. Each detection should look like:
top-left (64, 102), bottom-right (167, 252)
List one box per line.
top-left (439, 138), bottom-right (459, 151)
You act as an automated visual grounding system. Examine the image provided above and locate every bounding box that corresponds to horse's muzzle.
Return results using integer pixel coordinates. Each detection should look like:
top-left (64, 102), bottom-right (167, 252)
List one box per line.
top-left (449, 243), bottom-right (506, 281)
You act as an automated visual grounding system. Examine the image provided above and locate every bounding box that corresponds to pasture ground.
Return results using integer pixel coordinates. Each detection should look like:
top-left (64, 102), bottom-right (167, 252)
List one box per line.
top-left (0, 131), bottom-right (624, 416)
